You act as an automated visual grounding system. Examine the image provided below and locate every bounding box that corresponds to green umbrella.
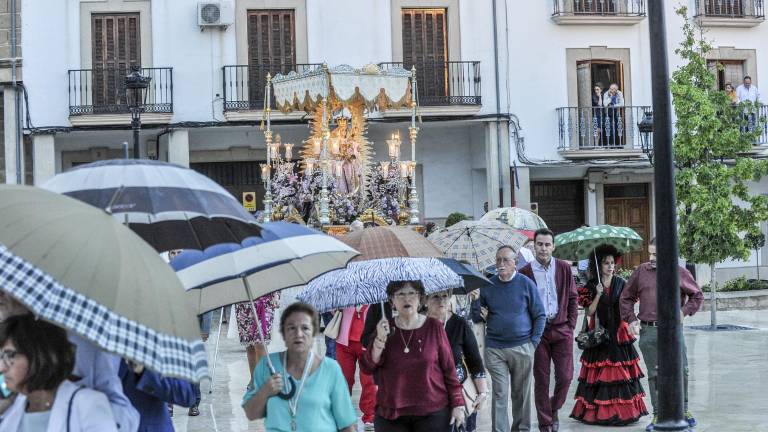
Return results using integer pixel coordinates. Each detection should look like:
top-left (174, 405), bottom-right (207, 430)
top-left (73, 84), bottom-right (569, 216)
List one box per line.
top-left (553, 225), bottom-right (643, 262)
top-left (0, 185), bottom-right (207, 382)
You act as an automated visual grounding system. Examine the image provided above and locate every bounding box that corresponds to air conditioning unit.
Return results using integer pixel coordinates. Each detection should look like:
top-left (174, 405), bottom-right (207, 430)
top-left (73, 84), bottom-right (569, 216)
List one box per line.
top-left (198, 2), bottom-right (233, 29)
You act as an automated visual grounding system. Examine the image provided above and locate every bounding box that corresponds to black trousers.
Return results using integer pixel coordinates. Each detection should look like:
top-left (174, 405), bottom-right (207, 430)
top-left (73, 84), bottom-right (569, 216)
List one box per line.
top-left (374, 407), bottom-right (452, 432)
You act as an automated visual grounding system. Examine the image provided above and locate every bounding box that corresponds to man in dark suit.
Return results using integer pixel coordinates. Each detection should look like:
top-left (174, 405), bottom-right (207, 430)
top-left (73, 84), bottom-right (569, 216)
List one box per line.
top-left (519, 228), bottom-right (578, 432)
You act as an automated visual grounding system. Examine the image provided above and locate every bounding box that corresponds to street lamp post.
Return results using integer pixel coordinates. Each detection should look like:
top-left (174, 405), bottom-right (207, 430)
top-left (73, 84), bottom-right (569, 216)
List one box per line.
top-left (647, 1), bottom-right (690, 431)
top-left (125, 67), bottom-right (151, 159)
top-left (638, 111), bottom-right (655, 165)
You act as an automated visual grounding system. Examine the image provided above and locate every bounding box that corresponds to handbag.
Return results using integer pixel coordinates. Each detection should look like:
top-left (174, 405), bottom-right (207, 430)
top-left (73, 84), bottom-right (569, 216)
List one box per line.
top-left (575, 313), bottom-right (609, 350)
top-left (460, 359), bottom-right (479, 414)
top-left (322, 310), bottom-right (343, 339)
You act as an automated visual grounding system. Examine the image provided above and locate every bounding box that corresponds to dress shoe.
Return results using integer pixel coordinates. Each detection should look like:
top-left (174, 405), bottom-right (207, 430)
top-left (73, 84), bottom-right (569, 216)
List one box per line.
top-left (188, 405), bottom-right (200, 416)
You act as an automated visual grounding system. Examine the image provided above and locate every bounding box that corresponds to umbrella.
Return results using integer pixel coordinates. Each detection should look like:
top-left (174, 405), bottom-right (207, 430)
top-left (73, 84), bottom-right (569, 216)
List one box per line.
top-left (436, 258), bottom-right (491, 294)
top-left (428, 220), bottom-right (529, 270)
top-left (481, 207), bottom-right (548, 231)
top-left (553, 225), bottom-right (643, 262)
top-left (297, 257), bottom-right (464, 312)
top-left (172, 222), bottom-right (359, 314)
top-left (170, 222), bottom-right (358, 384)
top-left (41, 159), bottom-right (262, 252)
top-left (342, 226), bottom-right (443, 261)
top-left (0, 185), bottom-right (207, 382)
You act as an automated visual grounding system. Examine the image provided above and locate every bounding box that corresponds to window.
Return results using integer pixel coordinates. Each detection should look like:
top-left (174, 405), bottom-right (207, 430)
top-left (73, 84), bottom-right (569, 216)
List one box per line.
top-left (402, 8), bottom-right (448, 102)
top-left (91, 13), bottom-right (141, 111)
top-left (247, 10), bottom-right (296, 105)
top-left (702, 0), bottom-right (744, 16)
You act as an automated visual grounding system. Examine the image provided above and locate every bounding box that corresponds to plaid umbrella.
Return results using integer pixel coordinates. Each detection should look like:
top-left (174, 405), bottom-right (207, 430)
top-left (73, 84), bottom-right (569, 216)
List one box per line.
top-left (0, 185), bottom-right (207, 382)
top-left (297, 257), bottom-right (464, 312)
top-left (553, 225), bottom-right (643, 261)
top-left (481, 207), bottom-right (548, 231)
top-left (428, 220), bottom-right (529, 270)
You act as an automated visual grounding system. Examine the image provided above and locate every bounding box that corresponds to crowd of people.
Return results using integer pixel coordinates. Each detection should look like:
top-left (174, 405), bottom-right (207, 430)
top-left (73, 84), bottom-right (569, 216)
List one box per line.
top-left (0, 227), bottom-right (705, 432)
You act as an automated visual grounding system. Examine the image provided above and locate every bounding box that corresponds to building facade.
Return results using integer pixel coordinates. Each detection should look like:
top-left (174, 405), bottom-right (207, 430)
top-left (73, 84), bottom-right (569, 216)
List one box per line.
top-left (16, 0), bottom-right (768, 279)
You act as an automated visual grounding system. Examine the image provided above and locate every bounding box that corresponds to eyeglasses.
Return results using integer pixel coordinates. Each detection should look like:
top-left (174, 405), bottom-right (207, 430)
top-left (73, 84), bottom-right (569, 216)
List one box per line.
top-left (429, 293), bottom-right (451, 300)
top-left (0, 350), bottom-right (17, 369)
top-left (394, 291), bottom-right (420, 299)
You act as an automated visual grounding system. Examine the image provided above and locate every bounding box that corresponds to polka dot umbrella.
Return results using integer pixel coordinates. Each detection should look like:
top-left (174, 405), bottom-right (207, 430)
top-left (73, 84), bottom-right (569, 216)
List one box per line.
top-left (553, 225), bottom-right (643, 262)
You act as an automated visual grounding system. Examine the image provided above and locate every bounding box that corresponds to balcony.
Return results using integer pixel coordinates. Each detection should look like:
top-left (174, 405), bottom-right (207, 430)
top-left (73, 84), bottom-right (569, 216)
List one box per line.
top-left (557, 106), bottom-right (652, 159)
top-left (222, 64), bottom-right (321, 115)
top-left (694, 0), bottom-right (765, 27)
top-left (751, 105), bottom-right (768, 147)
top-left (378, 61), bottom-right (481, 107)
top-left (68, 67), bottom-right (173, 126)
top-left (552, 0), bottom-right (646, 25)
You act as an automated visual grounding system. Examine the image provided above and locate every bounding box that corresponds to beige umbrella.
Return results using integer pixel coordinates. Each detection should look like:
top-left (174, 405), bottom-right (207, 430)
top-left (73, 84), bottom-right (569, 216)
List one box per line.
top-left (0, 185), bottom-right (207, 382)
top-left (428, 220), bottom-right (529, 271)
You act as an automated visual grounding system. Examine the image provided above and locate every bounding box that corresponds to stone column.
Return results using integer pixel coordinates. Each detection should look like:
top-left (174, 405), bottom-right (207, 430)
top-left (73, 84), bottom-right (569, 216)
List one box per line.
top-left (514, 165), bottom-right (531, 210)
top-left (484, 122), bottom-right (501, 210)
top-left (3, 87), bottom-right (22, 184)
top-left (32, 134), bottom-right (56, 186)
top-left (168, 129), bottom-right (190, 168)
top-left (498, 119), bottom-right (512, 207)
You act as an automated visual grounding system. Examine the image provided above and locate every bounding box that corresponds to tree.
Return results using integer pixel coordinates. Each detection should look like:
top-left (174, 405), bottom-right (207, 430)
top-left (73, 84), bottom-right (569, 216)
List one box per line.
top-left (671, 7), bottom-right (768, 328)
top-left (445, 212), bottom-right (469, 228)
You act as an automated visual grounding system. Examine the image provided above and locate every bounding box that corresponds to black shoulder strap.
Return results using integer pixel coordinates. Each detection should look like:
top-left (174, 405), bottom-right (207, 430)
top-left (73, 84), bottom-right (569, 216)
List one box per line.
top-left (67, 386), bottom-right (85, 432)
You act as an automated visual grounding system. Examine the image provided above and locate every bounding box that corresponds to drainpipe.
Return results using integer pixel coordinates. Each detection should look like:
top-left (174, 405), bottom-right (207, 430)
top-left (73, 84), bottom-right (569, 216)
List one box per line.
top-left (11, 0), bottom-right (22, 184)
top-left (491, 0), bottom-right (504, 207)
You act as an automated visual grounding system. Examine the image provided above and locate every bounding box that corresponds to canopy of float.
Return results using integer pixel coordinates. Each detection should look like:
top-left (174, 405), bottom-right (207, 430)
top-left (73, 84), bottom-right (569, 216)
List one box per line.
top-left (271, 64), bottom-right (412, 113)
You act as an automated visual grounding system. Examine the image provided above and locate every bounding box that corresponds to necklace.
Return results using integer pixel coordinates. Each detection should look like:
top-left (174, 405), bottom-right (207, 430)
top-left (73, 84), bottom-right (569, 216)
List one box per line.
top-left (398, 326), bottom-right (415, 353)
top-left (281, 349), bottom-right (315, 431)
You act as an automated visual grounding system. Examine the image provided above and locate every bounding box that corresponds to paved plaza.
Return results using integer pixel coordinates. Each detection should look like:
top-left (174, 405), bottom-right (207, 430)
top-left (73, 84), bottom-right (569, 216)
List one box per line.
top-left (173, 303), bottom-right (768, 432)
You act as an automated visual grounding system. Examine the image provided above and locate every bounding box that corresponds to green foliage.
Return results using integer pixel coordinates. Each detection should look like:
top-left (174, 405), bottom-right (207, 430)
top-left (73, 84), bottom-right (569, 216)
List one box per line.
top-left (445, 212), bottom-right (469, 228)
top-left (615, 267), bottom-right (634, 280)
top-left (702, 276), bottom-right (768, 292)
top-left (671, 6), bottom-right (768, 267)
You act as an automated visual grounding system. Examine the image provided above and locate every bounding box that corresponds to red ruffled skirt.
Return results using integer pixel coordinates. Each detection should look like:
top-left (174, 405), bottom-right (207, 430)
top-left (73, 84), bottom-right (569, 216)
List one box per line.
top-left (570, 321), bottom-right (649, 426)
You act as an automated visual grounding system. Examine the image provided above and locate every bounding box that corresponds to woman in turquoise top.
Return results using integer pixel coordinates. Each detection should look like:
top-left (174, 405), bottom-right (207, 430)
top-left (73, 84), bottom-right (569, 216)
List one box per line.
top-left (243, 302), bottom-right (357, 432)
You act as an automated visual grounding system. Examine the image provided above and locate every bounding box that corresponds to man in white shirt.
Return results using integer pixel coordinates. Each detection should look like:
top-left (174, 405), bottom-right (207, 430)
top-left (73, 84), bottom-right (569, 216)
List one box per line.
top-left (736, 76), bottom-right (760, 103)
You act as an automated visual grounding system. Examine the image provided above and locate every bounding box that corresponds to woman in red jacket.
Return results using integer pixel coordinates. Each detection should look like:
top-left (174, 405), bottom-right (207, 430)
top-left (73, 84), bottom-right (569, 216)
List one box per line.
top-left (361, 280), bottom-right (465, 432)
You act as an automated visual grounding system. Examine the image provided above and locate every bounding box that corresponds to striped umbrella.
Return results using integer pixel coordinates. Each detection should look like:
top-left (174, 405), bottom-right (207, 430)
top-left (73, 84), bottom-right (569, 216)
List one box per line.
top-left (0, 185), bottom-right (207, 382)
top-left (297, 257), bottom-right (464, 313)
top-left (428, 220), bottom-right (529, 270)
top-left (171, 222), bottom-right (357, 382)
top-left (172, 222), bottom-right (358, 314)
top-left (481, 207), bottom-right (548, 231)
top-left (41, 159), bottom-right (261, 252)
top-left (554, 225), bottom-right (643, 261)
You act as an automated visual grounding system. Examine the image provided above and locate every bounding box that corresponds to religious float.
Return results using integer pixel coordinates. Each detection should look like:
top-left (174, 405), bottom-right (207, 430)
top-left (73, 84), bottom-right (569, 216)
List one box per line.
top-left (259, 63), bottom-right (423, 233)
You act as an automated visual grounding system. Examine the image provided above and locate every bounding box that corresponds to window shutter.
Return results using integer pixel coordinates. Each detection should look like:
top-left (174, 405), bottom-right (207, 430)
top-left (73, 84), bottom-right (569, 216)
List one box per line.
top-left (402, 8), bottom-right (448, 102)
top-left (247, 10), bottom-right (296, 107)
top-left (91, 13), bottom-right (141, 112)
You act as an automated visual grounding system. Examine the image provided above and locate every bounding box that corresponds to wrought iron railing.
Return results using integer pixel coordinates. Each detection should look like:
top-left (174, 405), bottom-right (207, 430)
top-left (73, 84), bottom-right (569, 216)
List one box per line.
top-left (752, 105), bottom-right (768, 144)
top-left (379, 61), bottom-right (481, 106)
top-left (557, 106), bottom-right (652, 151)
top-left (222, 64), bottom-right (321, 111)
top-left (694, 0), bottom-right (765, 18)
top-left (552, 0), bottom-right (646, 16)
top-left (68, 67), bottom-right (173, 115)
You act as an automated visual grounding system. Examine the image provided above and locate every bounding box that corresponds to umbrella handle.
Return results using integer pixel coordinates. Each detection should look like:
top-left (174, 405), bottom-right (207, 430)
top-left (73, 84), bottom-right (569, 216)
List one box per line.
top-left (243, 277), bottom-right (296, 400)
top-left (594, 250), bottom-right (602, 287)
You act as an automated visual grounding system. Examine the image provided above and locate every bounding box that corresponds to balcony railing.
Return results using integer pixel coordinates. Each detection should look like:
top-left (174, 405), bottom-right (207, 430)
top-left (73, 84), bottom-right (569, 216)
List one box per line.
top-left (553, 0), bottom-right (646, 17)
top-left (68, 67), bottom-right (173, 116)
top-left (694, 0), bottom-right (765, 18)
top-left (751, 105), bottom-right (768, 145)
top-left (222, 64), bottom-right (322, 111)
top-left (379, 61), bottom-right (481, 106)
top-left (557, 106), bottom-right (652, 151)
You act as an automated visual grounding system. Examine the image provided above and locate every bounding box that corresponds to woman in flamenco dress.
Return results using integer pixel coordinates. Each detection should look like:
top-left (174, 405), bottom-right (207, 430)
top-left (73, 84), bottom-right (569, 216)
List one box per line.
top-left (570, 244), bottom-right (649, 426)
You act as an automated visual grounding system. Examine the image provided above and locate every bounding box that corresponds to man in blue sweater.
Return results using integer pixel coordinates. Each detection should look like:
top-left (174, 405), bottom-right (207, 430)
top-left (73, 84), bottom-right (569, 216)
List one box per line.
top-left (471, 245), bottom-right (546, 432)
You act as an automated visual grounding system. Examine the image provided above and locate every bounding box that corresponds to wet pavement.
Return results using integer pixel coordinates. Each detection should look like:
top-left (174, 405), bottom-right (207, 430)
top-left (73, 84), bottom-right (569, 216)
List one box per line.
top-left (172, 301), bottom-right (768, 432)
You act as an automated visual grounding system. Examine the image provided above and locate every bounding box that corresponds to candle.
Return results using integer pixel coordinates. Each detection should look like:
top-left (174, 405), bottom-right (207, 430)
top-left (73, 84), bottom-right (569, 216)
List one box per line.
top-left (312, 137), bottom-right (322, 155)
top-left (400, 161), bottom-right (409, 178)
top-left (380, 161), bottom-right (390, 176)
top-left (260, 163), bottom-right (270, 182)
top-left (335, 160), bottom-right (344, 178)
top-left (305, 160), bottom-right (315, 175)
top-left (284, 143), bottom-right (294, 161)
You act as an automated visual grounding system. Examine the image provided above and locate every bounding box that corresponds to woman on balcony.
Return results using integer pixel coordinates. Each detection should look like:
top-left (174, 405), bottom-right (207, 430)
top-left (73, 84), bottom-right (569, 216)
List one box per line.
top-left (602, 84), bottom-right (625, 147)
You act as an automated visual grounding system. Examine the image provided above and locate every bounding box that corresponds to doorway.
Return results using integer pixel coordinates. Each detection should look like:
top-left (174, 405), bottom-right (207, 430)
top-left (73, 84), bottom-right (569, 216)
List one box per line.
top-left (604, 183), bottom-right (650, 269)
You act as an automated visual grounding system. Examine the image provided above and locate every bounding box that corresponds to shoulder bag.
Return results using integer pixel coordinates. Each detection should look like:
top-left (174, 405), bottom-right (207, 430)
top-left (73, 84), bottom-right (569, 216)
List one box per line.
top-left (322, 310), bottom-right (343, 339)
top-left (575, 312), bottom-right (609, 350)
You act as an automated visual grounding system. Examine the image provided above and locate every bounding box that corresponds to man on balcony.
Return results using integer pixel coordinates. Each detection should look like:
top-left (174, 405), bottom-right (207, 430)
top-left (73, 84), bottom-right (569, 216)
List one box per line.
top-left (736, 76), bottom-right (761, 104)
